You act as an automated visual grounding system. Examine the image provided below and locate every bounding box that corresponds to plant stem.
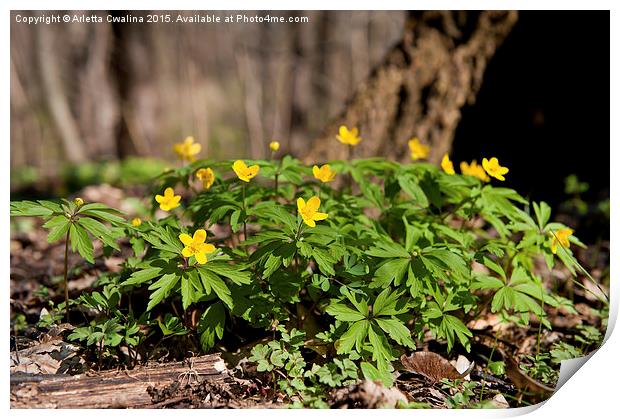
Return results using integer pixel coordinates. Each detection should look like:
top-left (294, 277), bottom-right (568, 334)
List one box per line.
top-left (63, 228), bottom-right (70, 322)
top-left (274, 173), bottom-right (279, 197)
top-left (242, 184), bottom-right (248, 241)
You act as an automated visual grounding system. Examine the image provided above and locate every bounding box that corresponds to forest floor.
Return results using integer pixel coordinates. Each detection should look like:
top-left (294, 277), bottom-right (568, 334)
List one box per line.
top-left (9, 184), bottom-right (609, 409)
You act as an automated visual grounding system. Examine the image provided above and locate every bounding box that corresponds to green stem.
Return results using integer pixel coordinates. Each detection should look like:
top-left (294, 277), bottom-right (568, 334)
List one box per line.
top-left (274, 173), bottom-right (279, 197)
top-left (242, 184), bottom-right (248, 242)
top-left (63, 228), bottom-right (70, 323)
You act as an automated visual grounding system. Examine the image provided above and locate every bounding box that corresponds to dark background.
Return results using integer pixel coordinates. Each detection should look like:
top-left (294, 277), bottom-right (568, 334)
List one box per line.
top-left (453, 11), bottom-right (609, 212)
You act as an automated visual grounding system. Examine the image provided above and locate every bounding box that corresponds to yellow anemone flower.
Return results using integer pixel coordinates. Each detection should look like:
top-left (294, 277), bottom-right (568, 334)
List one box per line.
top-left (155, 187), bottom-right (181, 211)
top-left (196, 168), bottom-right (215, 189)
top-left (336, 125), bottom-right (362, 146)
top-left (312, 164), bottom-right (336, 183)
top-left (441, 154), bottom-right (455, 175)
top-left (297, 196), bottom-right (328, 228)
top-left (179, 229), bottom-right (215, 264)
top-left (74, 197), bottom-right (84, 207)
top-left (131, 217), bottom-right (142, 227)
top-left (232, 160), bottom-right (260, 182)
top-left (408, 137), bottom-right (430, 160)
top-left (460, 160), bottom-right (490, 182)
top-left (173, 136), bottom-right (201, 162)
top-left (551, 228), bottom-right (573, 255)
top-left (269, 141), bottom-right (280, 152)
top-left (482, 157), bottom-right (509, 181)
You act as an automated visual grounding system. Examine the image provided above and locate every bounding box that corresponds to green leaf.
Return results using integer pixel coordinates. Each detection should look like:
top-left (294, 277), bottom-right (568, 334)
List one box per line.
top-left (360, 361), bottom-right (393, 388)
top-left (371, 258), bottom-right (409, 288)
top-left (44, 215), bottom-right (71, 243)
top-left (325, 303), bottom-right (366, 322)
top-left (374, 317), bottom-right (415, 349)
top-left (77, 217), bottom-right (120, 250)
top-left (147, 273), bottom-right (179, 311)
top-left (79, 209), bottom-right (126, 225)
top-left (205, 261), bottom-right (252, 285)
top-left (10, 200), bottom-right (55, 217)
top-left (69, 224), bottom-right (94, 263)
top-left (336, 320), bottom-right (369, 354)
top-left (398, 175), bottom-right (429, 207)
top-left (198, 302), bottom-right (226, 351)
top-left (367, 323), bottom-right (395, 362)
top-left (313, 248), bottom-right (336, 276)
top-left (197, 267), bottom-right (233, 309)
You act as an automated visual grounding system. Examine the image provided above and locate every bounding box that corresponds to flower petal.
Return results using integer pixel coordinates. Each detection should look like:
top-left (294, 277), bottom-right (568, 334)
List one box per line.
top-left (297, 197), bottom-right (306, 212)
top-left (313, 212), bottom-right (328, 221)
top-left (182, 247), bottom-right (194, 257)
top-left (303, 218), bottom-right (316, 228)
top-left (312, 165), bottom-right (320, 178)
top-left (155, 195), bottom-right (164, 203)
top-left (192, 229), bottom-right (207, 244)
top-left (306, 196), bottom-right (321, 213)
top-left (190, 143), bottom-right (201, 155)
top-left (179, 233), bottom-right (193, 246)
top-left (164, 187), bottom-right (175, 197)
top-left (200, 243), bottom-right (216, 254)
top-left (195, 252), bottom-right (208, 264)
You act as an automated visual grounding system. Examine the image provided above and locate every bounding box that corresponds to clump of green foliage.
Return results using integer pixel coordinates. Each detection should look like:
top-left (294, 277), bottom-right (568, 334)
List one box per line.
top-left (10, 155), bottom-right (603, 405)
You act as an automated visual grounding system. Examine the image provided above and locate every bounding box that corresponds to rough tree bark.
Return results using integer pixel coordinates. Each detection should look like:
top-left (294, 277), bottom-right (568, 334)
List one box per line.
top-left (305, 11), bottom-right (518, 164)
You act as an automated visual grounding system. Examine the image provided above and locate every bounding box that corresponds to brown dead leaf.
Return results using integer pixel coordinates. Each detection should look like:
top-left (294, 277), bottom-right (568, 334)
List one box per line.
top-left (400, 351), bottom-right (471, 383)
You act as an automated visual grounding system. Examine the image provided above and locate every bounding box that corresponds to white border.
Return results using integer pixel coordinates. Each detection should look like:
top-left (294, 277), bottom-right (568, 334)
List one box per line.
top-left (3, 1), bottom-right (617, 418)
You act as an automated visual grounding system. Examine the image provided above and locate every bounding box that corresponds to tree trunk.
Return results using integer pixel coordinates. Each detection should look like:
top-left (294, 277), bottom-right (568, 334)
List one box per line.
top-left (305, 11), bottom-right (518, 164)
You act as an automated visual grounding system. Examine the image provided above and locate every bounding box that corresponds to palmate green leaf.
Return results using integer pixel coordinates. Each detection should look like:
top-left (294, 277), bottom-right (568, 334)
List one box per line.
top-left (398, 174), bottom-right (429, 208)
top-left (69, 224), bottom-right (94, 263)
top-left (366, 240), bottom-right (410, 259)
top-left (79, 209), bottom-right (126, 225)
top-left (199, 302), bottom-right (226, 351)
top-left (442, 314), bottom-right (472, 351)
top-left (374, 317), bottom-right (415, 349)
top-left (336, 320), bottom-right (369, 354)
top-left (10, 200), bottom-right (55, 217)
top-left (421, 248), bottom-right (469, 281)
top-left (471, 274), bottom-right (504, 291)
top-left (367, 323), bottom-right (395, 363)
top-left (204, 261), bottom-right (251, 285)
top-left (360, 361), bottom-right (393, 388)
top-left (77, 217), bottom-right (120, 250)
top-left (43, 215), bottom-right (71, 243)
top-left (373, 287), bottom-right (408, 316)
top-left (180, 270), bottom-right (203, 310)
top-left (196, 266), bottom-right (233, 309)
top-left (325, 303), bottom-right (366, 322)
top-left (370, 257), bottom-right (409, 288)
top-left (147, 273), bottom-right (179, 311)
top-left (312, 247), bottom-right (337, 276)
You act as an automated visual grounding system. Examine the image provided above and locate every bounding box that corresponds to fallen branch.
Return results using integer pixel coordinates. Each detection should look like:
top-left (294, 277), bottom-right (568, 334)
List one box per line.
top-left (10, 354), bottom-right (229, 408)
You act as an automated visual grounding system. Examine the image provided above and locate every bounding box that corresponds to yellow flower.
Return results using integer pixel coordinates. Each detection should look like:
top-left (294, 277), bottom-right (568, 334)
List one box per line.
top-left (441, 154), bottom-right (455, 175)
top-left (155, 187), bottom-right (181, 211)
top-left (297, 196), bottom-right (328, 228)
top-left (312, 164), bottom-right (336, 183)
top-left (551, 228), bottom-right (573, 255)
top-left (269, 141), bottom-right (280, 152)
top-left (232, 160), bottom-right (260, 182)
top-left (131, 217), bottom-right (142, 227)
top-left (482, 157), bottom-right (509, 181)
top-left (336, 125), bottom-right (362, 146)
top-left (173, 136), bottom-right (201, 162)
top-left (73, 197), bottom-right (84, 207)
top-left (179, 229), bottom-right (215, 264)
top-left (408, 137), bottom-right (430, 160)
top-left (196, 168), bottom-right (215, 190)
top-left (460, 160), bottom-right (490, 182)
